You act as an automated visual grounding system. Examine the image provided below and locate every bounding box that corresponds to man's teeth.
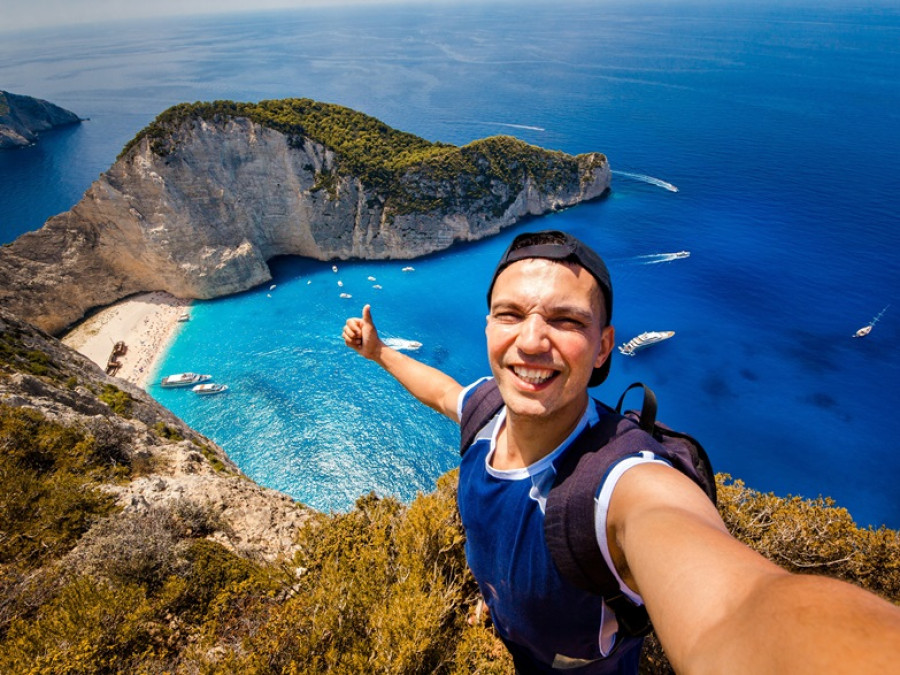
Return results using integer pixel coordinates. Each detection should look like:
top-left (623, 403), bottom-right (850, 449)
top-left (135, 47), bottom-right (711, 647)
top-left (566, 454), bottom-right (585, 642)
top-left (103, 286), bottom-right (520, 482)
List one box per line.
top-left (514, 366), bottom-right (555, 384)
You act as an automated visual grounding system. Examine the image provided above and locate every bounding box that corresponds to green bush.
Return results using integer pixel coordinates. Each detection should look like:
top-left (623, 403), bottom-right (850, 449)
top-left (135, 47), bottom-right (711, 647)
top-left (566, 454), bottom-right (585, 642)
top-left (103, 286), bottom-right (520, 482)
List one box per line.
top-left (98, 383), bottom-right (133, 417)
top-left (0, 405), bottom-right (119, 569)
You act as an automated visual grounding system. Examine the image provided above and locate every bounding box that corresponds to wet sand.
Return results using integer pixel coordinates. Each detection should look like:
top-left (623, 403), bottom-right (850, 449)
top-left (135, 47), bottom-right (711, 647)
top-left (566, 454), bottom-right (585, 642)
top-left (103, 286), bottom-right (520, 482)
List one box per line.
top-left (62, 292), bottom-right (192, 389)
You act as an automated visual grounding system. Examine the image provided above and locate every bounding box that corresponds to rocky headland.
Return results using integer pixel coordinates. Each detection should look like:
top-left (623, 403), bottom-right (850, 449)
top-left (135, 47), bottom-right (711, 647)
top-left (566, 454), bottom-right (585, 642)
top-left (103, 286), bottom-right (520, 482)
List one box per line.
top-left (0, 90), bottom-right (81, 149)
top-left (0, 98), bottom-right (608, 335)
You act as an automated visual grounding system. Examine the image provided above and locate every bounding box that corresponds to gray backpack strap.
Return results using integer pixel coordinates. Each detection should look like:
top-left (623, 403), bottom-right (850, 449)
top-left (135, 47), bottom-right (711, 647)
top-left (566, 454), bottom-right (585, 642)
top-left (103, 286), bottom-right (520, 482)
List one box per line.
top-left (459, 379), bottom-right (504, 456)
top-left (543, 412), bottom-right (652, 594)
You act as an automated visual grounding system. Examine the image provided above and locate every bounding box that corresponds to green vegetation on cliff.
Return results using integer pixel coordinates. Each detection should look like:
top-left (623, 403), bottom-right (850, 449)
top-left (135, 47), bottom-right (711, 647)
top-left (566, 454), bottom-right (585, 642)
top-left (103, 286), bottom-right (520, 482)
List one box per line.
top-left (120, 98), bottom-right (606, 215)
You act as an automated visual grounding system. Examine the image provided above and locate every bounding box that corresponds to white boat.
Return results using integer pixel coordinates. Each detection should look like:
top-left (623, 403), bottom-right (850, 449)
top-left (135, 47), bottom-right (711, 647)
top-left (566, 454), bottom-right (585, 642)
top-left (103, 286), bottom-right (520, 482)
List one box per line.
top-left (618, 331), bottom-right (675, 356)
top-left (177, 312), bottom-right (190, 322)
top-left (402, 266), bottom-right (415, 272)
top-left (673, 251), bottom-right (690, 259)
top-left (384, 337), bottom-right (423, 351)
top-left (161, 372), bottom-right (212, 388)
top-left (340, 292), bottom-right (352, 299)
top-left (192, 383), bottom-right (228, 395)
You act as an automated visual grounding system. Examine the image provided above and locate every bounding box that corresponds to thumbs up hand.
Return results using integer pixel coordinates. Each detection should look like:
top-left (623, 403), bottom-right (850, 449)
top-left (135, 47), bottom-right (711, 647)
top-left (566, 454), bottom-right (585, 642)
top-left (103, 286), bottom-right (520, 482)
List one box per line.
top-left (342, 304), bottom-right (383, 360)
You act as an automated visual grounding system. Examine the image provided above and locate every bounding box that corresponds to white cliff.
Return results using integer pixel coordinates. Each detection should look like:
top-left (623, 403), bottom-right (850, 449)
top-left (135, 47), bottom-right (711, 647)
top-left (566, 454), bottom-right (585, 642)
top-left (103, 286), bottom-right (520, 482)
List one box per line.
top-left (0, 99), bottom-right (610, 334)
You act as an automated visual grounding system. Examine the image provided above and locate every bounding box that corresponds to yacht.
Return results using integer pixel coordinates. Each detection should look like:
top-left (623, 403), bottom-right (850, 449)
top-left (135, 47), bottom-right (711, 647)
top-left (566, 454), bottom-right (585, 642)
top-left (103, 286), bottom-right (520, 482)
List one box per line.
top-left (618, 331), bottom-right (675, 356)
top-left (192, 383), bottom-right (228, 395)
top-left (160, 372), bottom-right (212, 388)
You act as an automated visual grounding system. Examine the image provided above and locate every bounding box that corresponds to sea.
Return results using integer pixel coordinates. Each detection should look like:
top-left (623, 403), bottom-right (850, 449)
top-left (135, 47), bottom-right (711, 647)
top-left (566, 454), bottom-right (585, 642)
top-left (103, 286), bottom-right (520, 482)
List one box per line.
top-left (1, 0), bottom-right (898, 527)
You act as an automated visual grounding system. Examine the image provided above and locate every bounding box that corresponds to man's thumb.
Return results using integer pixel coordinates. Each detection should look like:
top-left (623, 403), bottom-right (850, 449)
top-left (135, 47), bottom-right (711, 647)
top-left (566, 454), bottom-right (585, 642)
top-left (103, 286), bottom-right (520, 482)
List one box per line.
top-left (362, 304), bottom-right (373, 325)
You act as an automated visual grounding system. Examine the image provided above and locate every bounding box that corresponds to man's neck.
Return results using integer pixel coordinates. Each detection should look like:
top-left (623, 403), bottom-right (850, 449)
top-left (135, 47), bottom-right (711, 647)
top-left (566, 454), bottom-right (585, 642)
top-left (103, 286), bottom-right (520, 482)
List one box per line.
top-left (494, 398), bottom-right (589, 470)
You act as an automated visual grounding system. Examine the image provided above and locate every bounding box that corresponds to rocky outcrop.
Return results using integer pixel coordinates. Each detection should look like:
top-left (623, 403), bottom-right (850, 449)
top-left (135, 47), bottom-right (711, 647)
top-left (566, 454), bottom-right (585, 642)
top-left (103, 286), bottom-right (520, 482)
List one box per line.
top-left (0, 100), bottom-right (610, 334)
top-left (0, 308), bottom-right (309, 562)
top-left (0, 90), bottom-right (81, 149)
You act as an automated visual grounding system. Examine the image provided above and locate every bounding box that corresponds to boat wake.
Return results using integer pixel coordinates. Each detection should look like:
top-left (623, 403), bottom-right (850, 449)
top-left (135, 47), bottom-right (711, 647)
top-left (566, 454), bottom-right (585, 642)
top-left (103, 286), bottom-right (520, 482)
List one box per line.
top-left (613, 170), bottom-right (678, 192)
top-left (632, 251), bottom-right (691, 265)
top-left (481, 121), bottom-right (546, 132)
top-left (853, 304), bottom-right (889, 338)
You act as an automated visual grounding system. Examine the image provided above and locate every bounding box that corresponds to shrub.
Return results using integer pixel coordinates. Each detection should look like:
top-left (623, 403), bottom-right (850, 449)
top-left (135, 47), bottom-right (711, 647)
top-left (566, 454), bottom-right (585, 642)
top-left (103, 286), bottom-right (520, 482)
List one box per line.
top-left (0, 576), bottom-right (158, 675)
top-left (98, 383), bottom-right (133, 417)
top-left (0, 405), bottom-right (118, 569)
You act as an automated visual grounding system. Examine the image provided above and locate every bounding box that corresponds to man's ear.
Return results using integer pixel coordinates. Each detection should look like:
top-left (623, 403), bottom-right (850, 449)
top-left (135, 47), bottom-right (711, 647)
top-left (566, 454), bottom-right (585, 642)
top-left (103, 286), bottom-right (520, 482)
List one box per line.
top-left (595, 325), bottom-right (615, 368)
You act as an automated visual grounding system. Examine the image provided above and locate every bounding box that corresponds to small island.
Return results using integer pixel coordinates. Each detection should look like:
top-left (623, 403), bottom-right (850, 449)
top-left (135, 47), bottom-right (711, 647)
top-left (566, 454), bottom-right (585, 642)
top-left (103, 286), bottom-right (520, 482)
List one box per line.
top-left (0, 90), bottom-right (81, 149)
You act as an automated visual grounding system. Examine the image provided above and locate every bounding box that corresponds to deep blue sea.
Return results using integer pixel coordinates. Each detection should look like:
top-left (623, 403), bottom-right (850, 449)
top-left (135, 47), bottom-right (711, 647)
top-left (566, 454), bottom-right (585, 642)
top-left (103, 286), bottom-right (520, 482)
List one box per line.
top-left (2, 0), bottom-right (898, 527)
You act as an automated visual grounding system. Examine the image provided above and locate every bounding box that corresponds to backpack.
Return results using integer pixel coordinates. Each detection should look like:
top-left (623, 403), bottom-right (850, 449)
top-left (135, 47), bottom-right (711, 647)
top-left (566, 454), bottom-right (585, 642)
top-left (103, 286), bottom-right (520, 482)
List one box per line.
top-left (459, 379), bottom-right (717, 637)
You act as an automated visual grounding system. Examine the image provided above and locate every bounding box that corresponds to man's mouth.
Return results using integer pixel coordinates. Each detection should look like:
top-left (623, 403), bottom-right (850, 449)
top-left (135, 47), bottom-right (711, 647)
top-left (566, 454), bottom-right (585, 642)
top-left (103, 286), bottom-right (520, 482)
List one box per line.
top-left (511, 365), bottom-right (558, 386)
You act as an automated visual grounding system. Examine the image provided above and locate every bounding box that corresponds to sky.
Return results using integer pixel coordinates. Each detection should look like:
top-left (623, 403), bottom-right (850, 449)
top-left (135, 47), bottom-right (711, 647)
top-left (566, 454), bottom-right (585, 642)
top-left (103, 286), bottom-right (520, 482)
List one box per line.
top-left (2, 0), bottom-right (450, 34)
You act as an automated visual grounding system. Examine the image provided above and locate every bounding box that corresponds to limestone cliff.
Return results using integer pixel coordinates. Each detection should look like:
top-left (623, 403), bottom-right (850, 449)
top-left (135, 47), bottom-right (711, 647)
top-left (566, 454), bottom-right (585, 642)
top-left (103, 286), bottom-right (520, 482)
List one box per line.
top-left (0, 90), bottom-right (81, 149)
top-left (0, 99), bottom-right (610, 334)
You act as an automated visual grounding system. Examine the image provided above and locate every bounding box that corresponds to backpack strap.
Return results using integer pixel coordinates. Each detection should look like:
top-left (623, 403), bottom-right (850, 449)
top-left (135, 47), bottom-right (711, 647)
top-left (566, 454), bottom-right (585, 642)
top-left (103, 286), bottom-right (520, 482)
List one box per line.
top-left (615, 382), bottom-right (657, 433)
top-left (459, 378), bottom-right (504, 457)
top-left (543, 411), bottom-right (653, 596)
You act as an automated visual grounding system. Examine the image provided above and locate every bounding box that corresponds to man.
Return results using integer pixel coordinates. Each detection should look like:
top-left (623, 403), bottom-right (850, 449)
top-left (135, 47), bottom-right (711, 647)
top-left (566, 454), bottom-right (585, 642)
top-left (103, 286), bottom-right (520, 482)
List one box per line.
top-left (343, 230), bottom-right (900, 673)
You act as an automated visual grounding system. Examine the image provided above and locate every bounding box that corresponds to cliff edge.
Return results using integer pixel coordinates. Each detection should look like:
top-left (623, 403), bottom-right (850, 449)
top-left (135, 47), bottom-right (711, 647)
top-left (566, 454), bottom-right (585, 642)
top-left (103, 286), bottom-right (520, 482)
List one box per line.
top-left (0, 308), bottom-right (309, 564)
top-left (0, 98), bottom-right (609, 334)
top-left (0, 90), bottom-right (81, 149)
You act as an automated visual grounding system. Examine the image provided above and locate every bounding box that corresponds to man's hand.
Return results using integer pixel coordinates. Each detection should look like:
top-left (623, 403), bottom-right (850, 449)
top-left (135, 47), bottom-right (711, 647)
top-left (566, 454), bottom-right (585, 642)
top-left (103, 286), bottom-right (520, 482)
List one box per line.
top-left (343, 304), bottom-right (383, 361)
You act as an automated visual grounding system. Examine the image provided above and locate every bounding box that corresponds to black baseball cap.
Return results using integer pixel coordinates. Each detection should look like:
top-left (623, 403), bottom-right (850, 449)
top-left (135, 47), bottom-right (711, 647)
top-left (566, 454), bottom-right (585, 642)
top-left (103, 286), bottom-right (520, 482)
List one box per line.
top-left (487, 230), bottom-right (614, 386)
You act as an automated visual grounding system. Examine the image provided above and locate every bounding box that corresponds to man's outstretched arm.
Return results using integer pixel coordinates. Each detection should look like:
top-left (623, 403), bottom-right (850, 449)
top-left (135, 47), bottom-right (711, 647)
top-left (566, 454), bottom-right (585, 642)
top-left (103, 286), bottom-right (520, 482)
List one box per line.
top-left (343, 304), bottom-right (463, 421)
top-left (608, 463), bottom-right (900, 674)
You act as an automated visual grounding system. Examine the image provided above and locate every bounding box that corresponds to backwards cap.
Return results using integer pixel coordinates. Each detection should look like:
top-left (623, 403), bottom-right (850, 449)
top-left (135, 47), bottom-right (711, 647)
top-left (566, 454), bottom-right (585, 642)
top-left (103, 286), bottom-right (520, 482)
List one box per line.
top-left (487, 230), bottom-right (614, 386)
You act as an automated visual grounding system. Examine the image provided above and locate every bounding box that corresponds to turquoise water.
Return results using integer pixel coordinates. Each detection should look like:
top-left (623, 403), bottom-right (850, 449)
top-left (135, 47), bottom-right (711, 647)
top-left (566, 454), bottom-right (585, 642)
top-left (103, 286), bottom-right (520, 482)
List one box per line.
top-left (1, 1), bottom-right (898, 525)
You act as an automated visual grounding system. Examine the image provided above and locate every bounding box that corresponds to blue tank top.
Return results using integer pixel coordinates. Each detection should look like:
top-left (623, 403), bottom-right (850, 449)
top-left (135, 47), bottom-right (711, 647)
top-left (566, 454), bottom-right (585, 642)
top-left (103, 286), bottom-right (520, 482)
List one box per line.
top-left (457, 397), bottom-right (644, 673)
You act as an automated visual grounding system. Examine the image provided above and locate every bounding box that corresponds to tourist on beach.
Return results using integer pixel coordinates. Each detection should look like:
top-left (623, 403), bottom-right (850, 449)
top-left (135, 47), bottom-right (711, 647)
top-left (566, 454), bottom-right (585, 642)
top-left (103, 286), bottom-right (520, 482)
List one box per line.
top-left (343, 229), bottom-right (900, 673)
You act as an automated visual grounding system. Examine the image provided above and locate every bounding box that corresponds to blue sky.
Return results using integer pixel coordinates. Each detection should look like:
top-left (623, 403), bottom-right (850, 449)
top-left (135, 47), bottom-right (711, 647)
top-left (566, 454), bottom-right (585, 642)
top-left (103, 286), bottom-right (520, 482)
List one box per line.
top-left (2, 0), bottom-right (454, 34)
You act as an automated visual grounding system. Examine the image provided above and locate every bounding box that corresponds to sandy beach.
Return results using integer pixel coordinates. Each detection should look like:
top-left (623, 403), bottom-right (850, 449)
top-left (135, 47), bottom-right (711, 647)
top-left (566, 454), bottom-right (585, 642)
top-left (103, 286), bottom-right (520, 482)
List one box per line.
top-left (62, 292), bottom-right (192, 389)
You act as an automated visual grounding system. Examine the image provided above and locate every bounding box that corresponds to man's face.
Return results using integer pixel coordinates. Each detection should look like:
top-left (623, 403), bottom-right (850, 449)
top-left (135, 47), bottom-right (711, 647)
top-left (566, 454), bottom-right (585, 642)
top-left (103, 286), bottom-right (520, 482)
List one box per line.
top-left (486, 258), bottom-right (614, 423)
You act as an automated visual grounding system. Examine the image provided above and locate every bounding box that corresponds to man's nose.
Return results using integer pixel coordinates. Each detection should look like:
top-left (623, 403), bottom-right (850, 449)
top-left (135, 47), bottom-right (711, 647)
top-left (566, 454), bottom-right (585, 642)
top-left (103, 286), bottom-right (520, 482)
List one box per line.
top-left (517, 314), bottom-right (550, 352)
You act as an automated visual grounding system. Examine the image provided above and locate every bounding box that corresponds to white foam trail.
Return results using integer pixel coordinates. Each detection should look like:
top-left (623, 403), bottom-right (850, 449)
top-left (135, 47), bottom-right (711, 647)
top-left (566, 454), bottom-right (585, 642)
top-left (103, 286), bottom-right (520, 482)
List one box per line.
top-left (613, 170), bottom-right (679, 192)
top-left (482, 121), bottom-right (546, 132)
top-left (632, 252), bottom-right (691, 264)
top-left (869, 304), bottom-right (890, 325)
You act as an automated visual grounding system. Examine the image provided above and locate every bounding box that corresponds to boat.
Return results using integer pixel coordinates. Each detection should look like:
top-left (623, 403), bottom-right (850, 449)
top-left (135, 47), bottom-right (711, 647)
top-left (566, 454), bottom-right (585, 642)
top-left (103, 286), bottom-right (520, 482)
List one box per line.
top-left (177, 312), bottom-right (190, 322)
top-left (618, 331), bottom-right (675, 356)
top-left (192, 383), bottom-right (228, 395)
top-left (853, 305), bottom-right (889, 338)
top-left (340, 292), bottom-right (352, 299)
top-left (673, 251), bottom-right (690, 259)
top-left (160, 372), bottom-right (212, 388)
top-left (402, 266), bottom-right (415, 272)
top-left (384, 337), bottom-right (423, 351)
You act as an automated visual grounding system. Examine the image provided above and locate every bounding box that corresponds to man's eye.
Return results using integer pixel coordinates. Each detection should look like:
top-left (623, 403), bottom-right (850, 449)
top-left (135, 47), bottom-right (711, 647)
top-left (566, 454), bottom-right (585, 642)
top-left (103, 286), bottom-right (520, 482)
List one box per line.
top-left (551, 317), bottom-right (586, 329)
top-left (492, 312), bottom-right (521, 323)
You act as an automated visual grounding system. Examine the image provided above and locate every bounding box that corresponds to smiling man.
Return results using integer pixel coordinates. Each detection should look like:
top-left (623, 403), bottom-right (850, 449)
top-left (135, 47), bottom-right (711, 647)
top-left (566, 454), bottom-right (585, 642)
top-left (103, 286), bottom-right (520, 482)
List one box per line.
top-left (343, 230), bottom-right (900, 674)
